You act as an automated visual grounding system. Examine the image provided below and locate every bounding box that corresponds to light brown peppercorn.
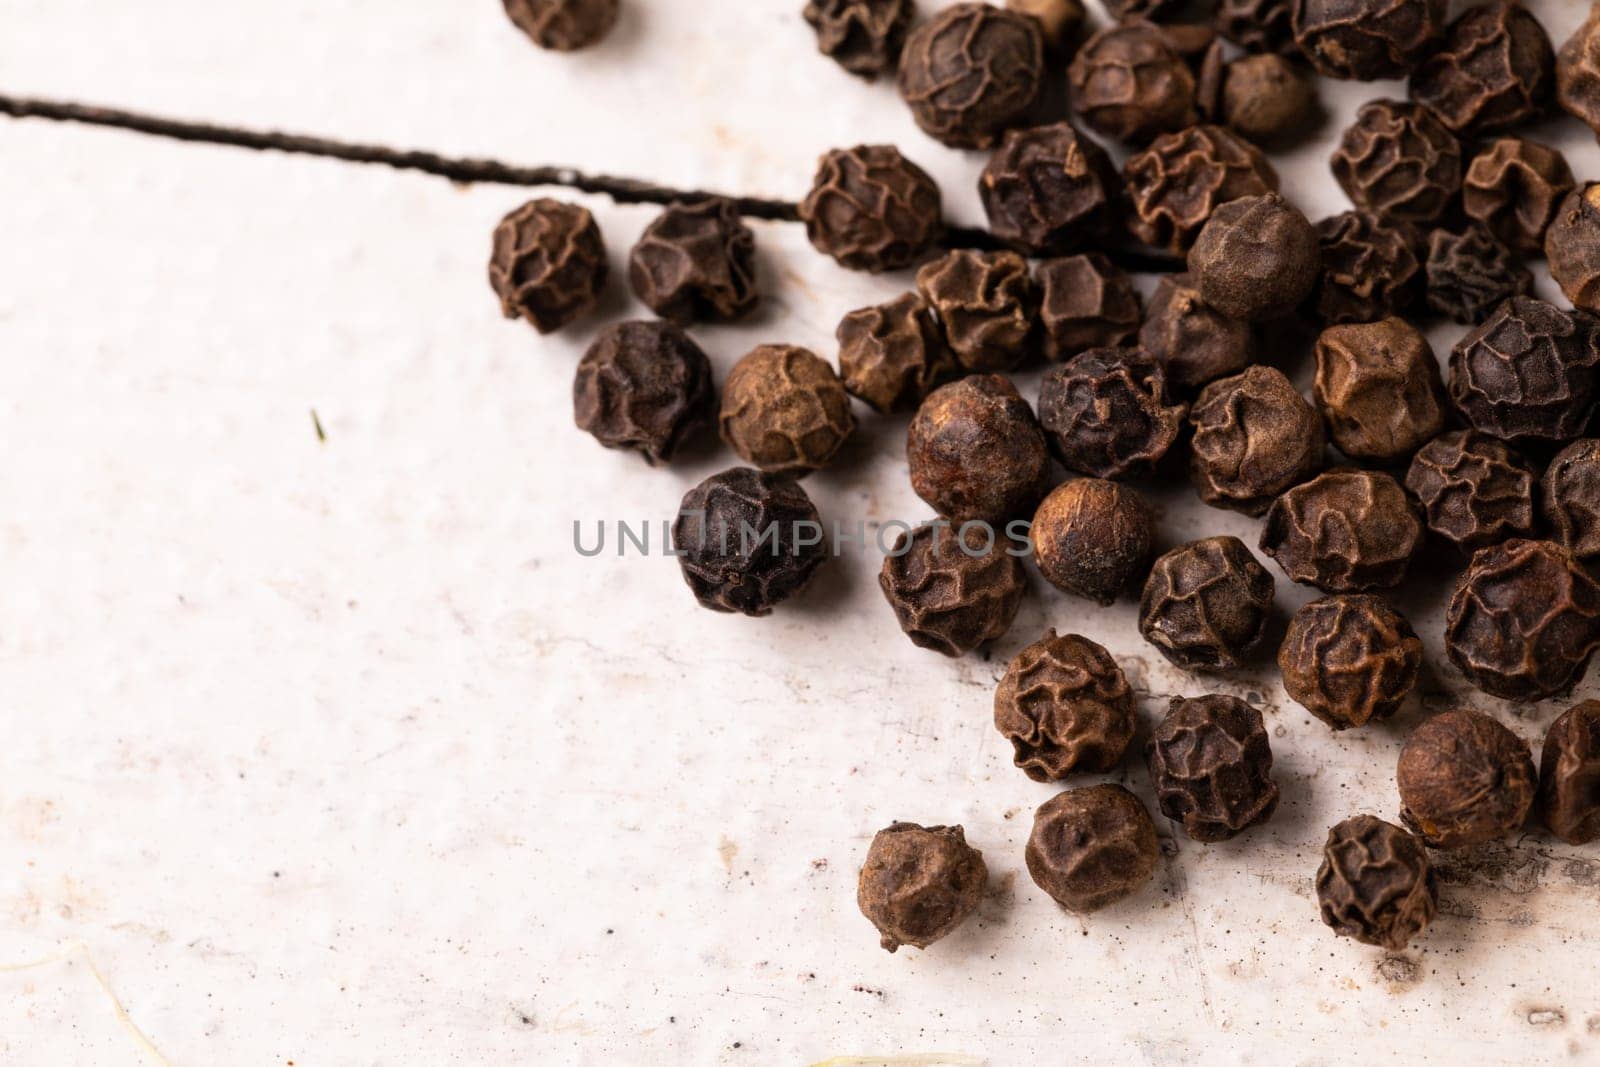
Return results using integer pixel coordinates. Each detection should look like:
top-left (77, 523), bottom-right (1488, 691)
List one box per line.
top-left (1405, 430), bottom-right (1536, 551)
top-left (908, 375), bottom-right (1050, 525)
top-left (836, 292), bottom-right (956, 414)
top-left (1424, 225), bottom-right (1533, 325)
top-left (995, 631), bottom-right (1137, 779)
top-left (1547, 183), bottom-right (1600, 316)
top-left (1542, 439), bottom-right (1600, 558)
top-left (798, 145), bottom-right (943, 273)
top-left (1463, 137), bottom-right (1575, 256)
top-left (804, 0), bottom-right (914, 80)
top-left (488, 198), bottom-right (608, 335)
top-left (627, 198), bottom-right (758, 325)
top-left (1538, 701), bottom-right (1600, 845)
top-left (674, 468), bottom-right (828, 616)
top-left (1188, 193), bottom-right (1320, 322)
top-left (1140, 273), bottom-right (1256, 392)
top-left (916, 250), bottom-right (1038, 373)
top-left (1558, 4), bottom-right (1600, 138)
top-left (1279, 594), bottom-right (1423, 730)
top-left (898, 3), bottom-right (1045, 149)
top-left (1312, 316), bottom-right (1445, 464)
top-left (1007, 0), bottom-right (1085, 52)
top-left (1447, 295), bottom-right (1600, 444)
top-left (1293, 0), bottom-right (1446, 81)
top-left (1140, 536), bottom-right (1276, 672)
top-left (503, 0), bottom-right (619, 51)
top-left (719, 345), bottom-right (856, 475)
top-left (1261, 470), bottom-right (1423, 591)
top-left (1035, 254), bottom-right (1141, 361)
top-left (1398, 709), bottom-right (1536, 849)
top-left (1029, 478), bottom-right (1156, 604)
top-left (1189, 366), bottom-right (1325, 515)
top-left (573, 321), bottom-right (715, 465)
top-left (980, 123), bottom-right (1120, 256)
top-left (1219, 54), bottom-right (1319, 144)
top-left (1068, 20), bottom-right (1198, 144)
top-left (1316, 816), bottom-right (1437, 950)
top-left (1148, 694), bottom-right (1280, 842)
top-left (1332, 99), bottom-right (1462, 227)
top-left (1038, 348), bottom-right (1184, 481)
top-left (880, 522), bottom-right (1027, 656)
top-left (1123, 125), bottom-right (1280, 253)
top-left (1310, 210), bottom-right (1423, 324)
top-left (858, 822), bottom-right (987, 952)
top-left (1408, 0), bottom-right (1554, 137)
top-left (1026, 785), bottom-right (1159, 912)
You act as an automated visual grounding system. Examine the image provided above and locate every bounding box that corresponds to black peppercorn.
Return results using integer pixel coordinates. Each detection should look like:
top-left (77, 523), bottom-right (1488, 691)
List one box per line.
top-left (1447, 295), bottom-right (1600, 444)
top-left (858, 822), bottom-right (987, 952)
top-left (1189, 366), bottom-right (1324, 515)
top-left (908, 375), bottom-right (1050, 525)
top-left (1140, 273), bottom-right (1256, 392)
top-left (1036, 254), bottom-right (1141, 361)
top-left (1538, 701), bottom-right (1600, 845)
top-left (674, 468), bottom-right (828, 616)
top-left (1542, 438), bottom-right (1600, 559)
top-left (1026, 785), bottom-right (1160, 913)
top-left (1463, 137), bottom-right (1575, 256)
top-left (836, 292), bottom-right (956, 415)
top-left (1038, 348), bottom-right (1184, 480)
top-left (573, 321), bottom-right (715, 465)
top-left (1312, 316), bottom-right (1446, 464)
top-left (1293, 0), bottom-right (1446, 81)
top-left (1124, 125), bottom-right (1279, 253)
top-left (1405, 430), bottom-right (1537, 551)
top-left (503, 0), bottom-right (618, 51)
top-left (1409, 1), bottom-right (1554, 136)
top-left (995, 630), bottom-right (1138, 780)
top-left (1316, 816), bottom-right (1437, 950)
top-left (880, 522), bottom-right (1027, 656)
top-left (898, 3), bottom-right (1045, 149)
top-left (916, 250), bottom-right (1038, 373)
top-left (627, 198), bottom-right (758, 325)
top-left (798, 145), bottom-right (943, 272)
top-left (488, 198), bottom-right (608, 335)
top-left (804, 0), bottom-right (914, 79)
top-left (1148, 694), bottom-right (1280, 842)
top-left (1140, 536), bottom-right (1276, 672)
top-left (1068, 21), bottom-right (1199, 144)
top-left (1029, 478), bottom-right (1156, 604)
top-left (1188, 193), bottom-right (1320, 322)
top-left (1261, 470), bottom-right (1423, 592)
top-left (1309, 210), bottom-right (1423, 325)
top-left (719, 345), bottom-right (855, 475)
top-left (1547, 183), bottom-right (1600, 316)
top-left (1558, 5), bottom-right (1600, 138)
top-left (979, 123), bottom-right (1119, 256)
top-left (1217, 0), bottom-right (1299, 55)
top-left (1398, 709), bottom-right (1536, 849)
top-left (1424, 226), bottom-right (1533, 325)
top-left (1279, 595), bottom-right (1423, 730)
top-left (1331, 99), bottom-right (1462, 227)
top-left (1217, 54), bottom-right (1319, 145)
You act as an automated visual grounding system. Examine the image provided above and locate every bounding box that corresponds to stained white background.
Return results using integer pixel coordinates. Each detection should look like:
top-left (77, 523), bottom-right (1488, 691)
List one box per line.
top-left (1, 1), bottom-right (1599, 1064)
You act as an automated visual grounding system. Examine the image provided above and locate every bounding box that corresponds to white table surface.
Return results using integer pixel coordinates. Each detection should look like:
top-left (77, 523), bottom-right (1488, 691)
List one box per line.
top-left (2, 2), bottom-right (1599, 1063)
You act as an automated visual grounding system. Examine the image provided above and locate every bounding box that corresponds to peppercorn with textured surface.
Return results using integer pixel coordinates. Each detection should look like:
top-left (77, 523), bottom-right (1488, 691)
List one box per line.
top-left (1547, 184), bottom-right (1600, 316)
top-left (1038, 349), bottom-right (1184, 481)
top-left (1148, 694), bottom-right (1280, 842)
top-left (1539, 701), bottom-right (1600, 845)
top-left (719, 345), bottom-right (855, 475)
top-left (916, 250), bottom-right (1037, 373)
top-left (980, 123), bottom-right (1119, 256)
top-left (1332, 100), bottom-right (1461, 227)
top-left (858, 823), bottom-right (987, 952)
top-left (1312, 316), bottom-right (1445, 464)
top-left (879, 522), bottom-right (1027, 656)
top-left (1262, 470), bottom-right (1423, 591)
top-left (1189, 366), bottom-right (1324, 515)
top-left (1405, 431), bottom-right (1537, 551)
top-left (1542, 439), bottom-right (1600, 558)
top-left (1409, 0), bottom-right (1553, 136)
top-left (995, 631), bottom-right (1137, 780)
top-left (1217, 0), bottom-right (1299, 54)
top-left (573, 321), bottom-right (715, 465)
top-left (488, 198), bottom-right (608, 335)
top-left (1316, 816), bottom-right (1437, 950)
top-left (1140, 536), bottom-right (1276, 672)
top-left (1398, 709), bottom-right (1536, 849)
top-left (1309, 210), bottom-right (1423, 324)
top-left (503, 0), bottom-right (618, 51)
top-left (898, 3), bottom-right (1045, 149)
top-left (1447, 295), bottom-right (1600, 444)
top-left (674, 468), bottom-right (827, 616)
top-left (1293, 0), bottom-right (1445, 81)
top-left (1124, 125), bottom-right (1279, 252)
top-left (1007, 0), bottom-right (1084, 52)
top-left (1218, 54), bottom-right (1319, 145)
top-left (628, 198), bottom-right (758, 325)
top-left (1068, 21), bottom-right (1198, 144)
top-left (1424, 226), bottom-right (1533, 324)
top-left (1558, 4), bottom-right (1600, 138)
top-left (1035, 254), bottom-right (1140, 361)
top-left (1030, 478), bottom-right (1156, 604)
top-left (908, 375), bottom-right (1050, 525)
top-left (798, 145), bottom-right (943, 272)
top-left (1140, 274), bottom-right (1255, 392)
top-left (1280, 595), bottom-right (1423, 730)
top-left (836, 293), bottom-right (956, 414)
top-left (804, 0), bottom-right (914, 79)
top-left (1188, 194), bottom-right (1320, 322)
top-left (1026, 786), bottom-right (1160, 912)
top-left (1463, 137), bottom-right (1574, 256)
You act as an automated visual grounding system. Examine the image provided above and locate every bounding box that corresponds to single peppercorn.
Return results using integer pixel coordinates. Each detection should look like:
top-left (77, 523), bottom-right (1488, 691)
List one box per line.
top-left (1189, 366), bottom-right (1324, 515)
top-left (1309, 210), bottom-right (1423, 325)
top-left (1148, 694), bottom-right (1280, 842)
top-left (1409, 1), bottom-right (1554, 137)
top-left (1542, 439), bottom-right (1600, 558)
top-left (488, 198), bottom-right (608, 335)
top-left (1547, 184), bottom-right (1600, 316)
top-left (1538, 701), bottom-right (1600, 845)
top-left (979, 123), bottom-right (1119, 256)
top-left (673, 468), bottom-right (827, 616)
top-left (502, 0), bottom-right (618, 51)
top-left (995, 630), bottom-right (1138, 779)
top-left (804, 0), bottom-right (914, 80)
top-left (1262, 470), bottom-right (1423, 592)
top-left (1316, 816), bottom-right (1437, 950)
top-left (627, 198), bottom-right (758, 325)
top-left (1447, 295), bottom-right (1600, 444)
top-left (573, 321), bottom-right (715, 465)
top-left (1140, 273), bottom-right (1256, 392)
top-left (857, 822), bottom-right (987, 952)
top-left (1188, 194), bottom-right (1320, 322)
top-left (1558, 4), bottom-right (1600, 138)
top-left (1217, 54), bottom-right (1319, 145)
top-left (798, 145), bottom-right (943, 272)
top-left (1312, 316), bottom-right (1446, 464)
top-left (1068, 21), bottom-right (1199, 144)
top-left (1398, 709), bottom-right (1536, 849)
top-left (1405, 430), bottom-right (1537, 551)
top-left (1140, 536), bottom-right (1276, 672)
top-left (1280, 595), bottom-right (1423, 730)
top-left (1293, 0), bottom-right (1446, 81)
top-left (1463, 137), bottom-right (1575, 256)
top-left (916, 250), bottom-right (1038, 373)
top-left (1030, 478), bottom-right (1156, 604)
top-left (1424, 226), bottom-right (1533, 325)
top-left (1035, 254), bottom-right (1141, 362)
top-left (880, 521), bottom-right (1027, 656)
top-left (1038, 348), bottom-right (1184, 481)
top-left (1216, 0), bottom-right (1299, 55)
top-left (1007, 0), bottom-right (1084, 52)
top-left (1445, 538), bottom-right (1600, 700)
top-left (898, 3), bottom-right (1045, 149)
top-left (1332, 100), bottom-right (1462, 227)
top-left (836, 292), bottom-right (956, 414)
top-left (1026, 785), bottom-right (1160, 913)
top-left (1124, 125), bottom-right (1279, 253)
top-left (908, 375), bottom-right (1050, 525)
top-left (719, 345), bottom-right (855, 475)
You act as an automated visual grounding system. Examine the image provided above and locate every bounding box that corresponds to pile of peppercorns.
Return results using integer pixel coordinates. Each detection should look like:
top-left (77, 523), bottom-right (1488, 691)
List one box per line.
top-left (495, 0), bottom-right (1600, 957)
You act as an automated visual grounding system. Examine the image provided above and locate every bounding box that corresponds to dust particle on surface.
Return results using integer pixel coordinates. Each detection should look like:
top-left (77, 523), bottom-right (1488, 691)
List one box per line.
top-left (1525, 1008), bottom-right (1566, 1027)
top-left (1376, 956), bottom-right (1420, 988)
top-left (718, 836), bottom-right (739, 874)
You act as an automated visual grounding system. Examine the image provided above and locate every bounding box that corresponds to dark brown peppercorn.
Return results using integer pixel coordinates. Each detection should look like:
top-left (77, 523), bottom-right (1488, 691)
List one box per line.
top-left (880, 522), bottom-right (1027, 656)
top-left (488, 198), bottom-right (608, 335)
top-left (1542, 439), bottom-right (1600, 558)
top-left (1316, 816), bottom-right (1437, 950)
top-left (1409, 1), bottom-right (1553, 137)
top-left (1463, 137), bottom-right (1575, 256)
top-left (674, 468), bottom-right (827, 616)
top-left (1148, 694), bottom-right (1280, 842)
top-left (1217, 0), bottom-right (1298, 55)
top-left (804, 0), bottom-right (914, 79)
top-left (1331, 100), bottom-right (1461, 227)
top-left (573, 321), bottom-right (715, 465)
top-left (1188, 193), bottom-right (1320, 322)
top-left (1398, 709), bottom-right (1536, 849)
top-left (1026, 785), bottom-right (1159, 912)
top-left (1218, 54), bottom-right (1319, 144)
top-left (1030, 478), bottom-right (1156, 604)
top-left (627, 198), bottom-right (758, 325)
top-left (1036, 254), bottom-right (1140, 361)
top-left (719, 345), bottom-right (855, 475)
top-left (1068, 21), bottom-right (1198, 144)
top-left (1558, 4), bottom-right (1600, 138)
top-left (1279, 595), bottom-right (1423, 730)
top-left (1424, 226), bottom-right (1533, 325)
top-left (836, 292), bottom-right (956, 414)
top-left (1039, 348), bottom-right (1184, 480)
top-left (898, 3), bottom-right (1045, 149)
top-left (1189, 366), bottom-right (1324, 515)
top-left (1404, 430), bottom-right (1537, 550)
top-left (1293, 0), bottom-right (1445, 80)
top-left (1007, 0), bottom-right (1085, 52)
top-left (979, 123), bottom-right (1119, 256)
top-left (857, 822), bottom-right (987, 952)
top-left (916, 250), bottom-right (1037, 373)
top-left (1312, 316), bottom-right (1445, 464)
top-left (502, 0), bottom-right (618, 51)
top-left (908, 376), bottom-right (1050, 524)
top-left (1140, 273), bottom-right (1255, 392)
top-left (798, 145), bottom-right (943, 273)
top-left (1140, 536), bottom-right (1276, 671)
top-left (995, 630), bottom-right (1137, 779)
top-left (1261, 470), bottom-right (1422, 591)
top-left (1447, 295), bottom-right (1600, 444)
top-left (1538, 701), bottom-right (1600, 845)
top-left (1309, 210), bottom-right (1423, 325)
top-left (1124, 125), bottom-right (1279, 253)
top-left (1445, 538), bottom-right (1600, 700)
top-left (1547, 184), bottom-right (1600, 316)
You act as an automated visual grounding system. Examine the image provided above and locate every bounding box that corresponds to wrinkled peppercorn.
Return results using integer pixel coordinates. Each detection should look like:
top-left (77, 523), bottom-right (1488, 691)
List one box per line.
top-left (1332, 100), bottom-right (1461, 227)
top-left (502, 0), bottom-right (618, 51)
top-left (1217, 0), bottom-right (1298, 55)
top-left (836, 292), bottom-right (956, 414)
top-left (1036, 253), bottom-right (1141, 361)
top-left (1217, 54), bottom-right (1319, 145)
top-left (1293, 0), bottom-right (1445, 80)
top-left (1410, 0), bottom-right (1553, 137)
top-left (980, 123), bottom-right (1119, 256)
top-left (1124, 125), bottom-right (1279, 253)
top-left (899, 3), bottom-right (1045, 149)
top-left (1445, 538), bottom-right (1600, 700)
top-left (857, 822), bottom-right (987, 952)
top-left (1447, 295), bottom-right (1600, 444)
top-left (1038, 348), bottom-right (1184, 480)
top-left (1030, 478), bottom-right (1156, 603)
top-left (1068, 21), bottom-right (1199, 144)
top-left (1309, 210), bottom-right (1423, 324)
top-left (880, 521), bottom-right (1027, 656)
top-left (1547, 184), bottom-right (1600, 315)
top-left (1148, 694), bottom-right (1280, 842)
top-left (573, 321), bottom-right (715, 465)
top-left (995, 630), bottom-right (1137, 779)
top-left (1140, 273), bottom-right (1256, 392)
top-left (1262, 470), bottom-right (1422, 591)
top-left (1558, 4), bottom-right (1600, 138)
top-left (674, 468), bottom-right (827, 615)
top-left (1280, 595), bottom-right (1423, 730)
top-left (1140, 536), bottom-right (1276, 671)
top-left (1398, 709), bottom-right (1536, 848)
top-left (1189, 366), bottom-right (1324, 515)
top-left (1543, 439), bottom-right (1600, 558)
top-left (916, 250), bottom-right (1037, 373)
top-left (1316, 816), bottom-right (1437, 950)
top-left (1463, 137), bottom-right (1575, 256)
top-left (1424, 226), bottom-right (1533, 324)
top-left (1026, 785), bottom-right (1160, 912)
top-left (627, 198), bottom-right (758, 325)
top-left (908, 375), bottom-right (1050, 524)
top-left (1313, 317), bottom-right (1445, 464)
top-left (798, 145), bottom-right (943, 272)
top-left (1538, 701), bottom-right (1600, 845)
top-left (719, 345), bottom-right (855, 474)
top-left (1405, 430), bottom-right (1537, 550)
top-left (1007, 0), bottom-right (1084, 52)
top-left (488, 198), bottom-right (608, 334)
top-left (1188, 194), bottom-right (1320, 322)
top-left (804, 0), bottom-right (914, 79)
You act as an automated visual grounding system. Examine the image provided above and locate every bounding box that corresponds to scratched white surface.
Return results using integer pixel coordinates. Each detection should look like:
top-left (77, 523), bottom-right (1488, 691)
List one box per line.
top-left (2, 1), bottom-right (1600, 1064)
